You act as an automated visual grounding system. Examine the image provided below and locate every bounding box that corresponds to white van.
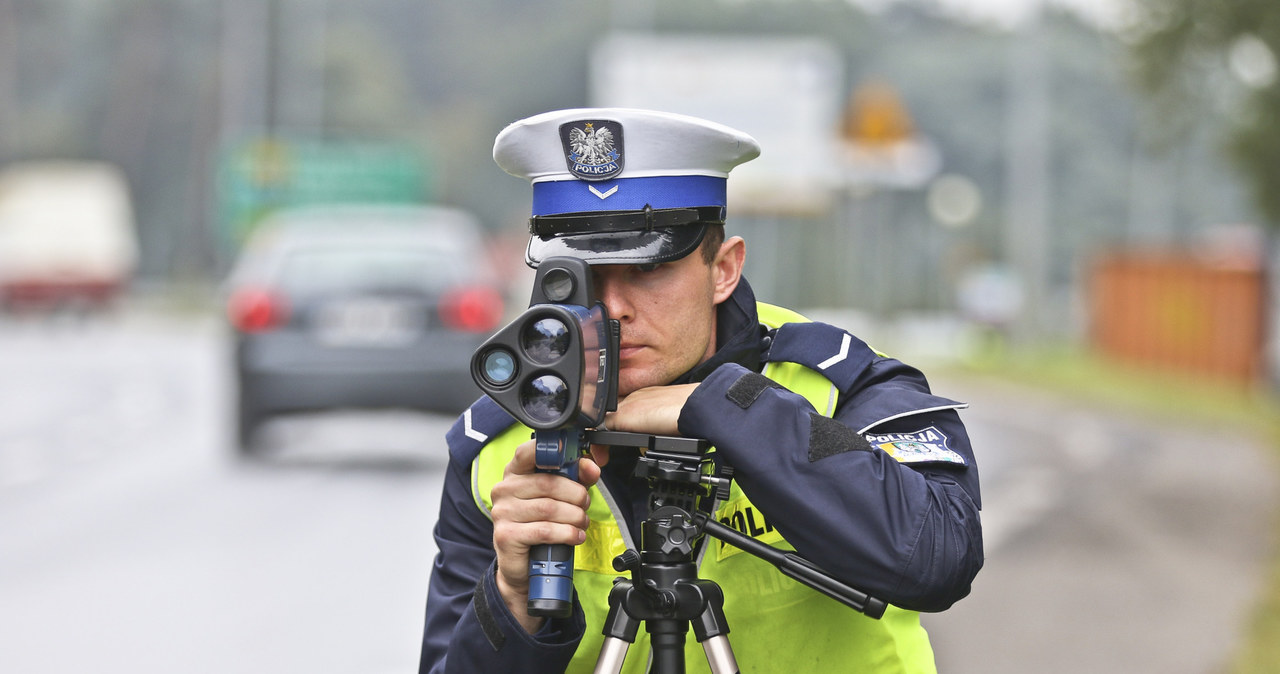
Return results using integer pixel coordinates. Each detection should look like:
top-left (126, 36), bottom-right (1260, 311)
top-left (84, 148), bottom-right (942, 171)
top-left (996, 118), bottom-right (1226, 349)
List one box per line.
top-left (0, 161), bottom-right (139, 310)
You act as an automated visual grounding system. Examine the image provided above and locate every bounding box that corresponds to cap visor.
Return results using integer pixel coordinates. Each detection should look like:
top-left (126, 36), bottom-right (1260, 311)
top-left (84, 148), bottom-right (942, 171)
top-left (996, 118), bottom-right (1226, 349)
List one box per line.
top-left (525, 224), bottom-right (707, 267)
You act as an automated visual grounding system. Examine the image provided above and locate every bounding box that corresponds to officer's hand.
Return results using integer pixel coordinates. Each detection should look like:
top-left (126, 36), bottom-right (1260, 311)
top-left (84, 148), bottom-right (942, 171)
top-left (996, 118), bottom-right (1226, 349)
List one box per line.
top-left (604, 382), bottom-right (699, 437)
top-left (590, 383), bottom-right (699, 467)
top-left (490, 438), bottom-right (601, 634)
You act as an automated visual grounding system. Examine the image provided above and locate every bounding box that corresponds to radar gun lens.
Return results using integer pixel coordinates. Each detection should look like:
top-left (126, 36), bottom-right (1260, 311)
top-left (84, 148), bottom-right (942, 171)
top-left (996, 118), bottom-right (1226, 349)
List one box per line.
top-left (522, 318), bottom-right (571, 364)
top-left (521, 375), bottom-right (570, 425)
top-left (541, 268), bottom-right (575, 303)
top-left (480, 348), bottom-right (517, 387)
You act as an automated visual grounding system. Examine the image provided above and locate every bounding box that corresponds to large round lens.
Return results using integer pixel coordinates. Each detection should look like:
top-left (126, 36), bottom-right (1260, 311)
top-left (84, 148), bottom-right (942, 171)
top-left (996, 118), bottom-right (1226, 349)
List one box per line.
top-left (520, 375), bottom-right (570, 426)
top-left (479, 348), bottom-right (517, 387)
top-left (522, 317), bottom-right (570, 364)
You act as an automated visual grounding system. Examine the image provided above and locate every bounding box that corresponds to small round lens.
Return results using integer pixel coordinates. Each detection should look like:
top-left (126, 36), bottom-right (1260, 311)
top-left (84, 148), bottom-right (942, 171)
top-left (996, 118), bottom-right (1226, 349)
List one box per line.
top-left (541, 268), bottom-right (575, 303)
top-left (480, 348), bottom-right (517, 386)
top-left (522, 317), bottom-right (570, 364)
top-left (521, 375), bottom-right (570, 425)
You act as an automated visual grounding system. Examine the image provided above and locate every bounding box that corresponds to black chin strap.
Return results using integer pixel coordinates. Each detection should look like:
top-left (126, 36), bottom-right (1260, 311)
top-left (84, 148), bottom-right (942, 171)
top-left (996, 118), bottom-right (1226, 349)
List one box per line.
top-left (529, 205), bottom-right (725, 238)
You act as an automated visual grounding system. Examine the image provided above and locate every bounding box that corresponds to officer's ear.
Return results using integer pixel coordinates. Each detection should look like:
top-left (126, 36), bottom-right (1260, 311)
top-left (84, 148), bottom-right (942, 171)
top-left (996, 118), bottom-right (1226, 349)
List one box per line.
top-left (711, 236), bottom-right (745, 305)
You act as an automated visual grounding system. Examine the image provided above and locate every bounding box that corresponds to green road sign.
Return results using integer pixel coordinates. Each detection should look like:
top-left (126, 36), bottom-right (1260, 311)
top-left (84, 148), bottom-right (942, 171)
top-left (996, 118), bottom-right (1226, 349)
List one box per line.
top-left (217, 138), bottom-right (430, 245)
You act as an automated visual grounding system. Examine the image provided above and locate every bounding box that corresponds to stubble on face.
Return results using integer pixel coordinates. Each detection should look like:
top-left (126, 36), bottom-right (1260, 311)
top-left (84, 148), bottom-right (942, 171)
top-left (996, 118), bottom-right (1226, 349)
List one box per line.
top-left (594, 255), bottom-right (719, 398)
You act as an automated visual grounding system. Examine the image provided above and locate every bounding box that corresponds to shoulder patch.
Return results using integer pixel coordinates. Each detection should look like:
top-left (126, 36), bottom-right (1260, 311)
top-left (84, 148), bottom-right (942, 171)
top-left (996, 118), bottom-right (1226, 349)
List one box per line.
top-left (865, 426), bottom-right (966, 466)
top-left (446, 396), bottom-right (517, 463)
top-left (765, 322), bottom-right (875, 391)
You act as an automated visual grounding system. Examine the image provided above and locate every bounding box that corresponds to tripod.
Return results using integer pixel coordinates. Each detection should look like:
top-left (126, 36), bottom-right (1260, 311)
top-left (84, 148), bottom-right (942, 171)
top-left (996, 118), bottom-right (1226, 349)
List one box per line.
top-left (586, 432), bottom-right (886, 674)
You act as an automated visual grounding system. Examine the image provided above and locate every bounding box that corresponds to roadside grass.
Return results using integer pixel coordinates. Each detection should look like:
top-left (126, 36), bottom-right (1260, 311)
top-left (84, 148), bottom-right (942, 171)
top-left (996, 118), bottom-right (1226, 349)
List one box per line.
top-left (944, 344), bottom-right (1280, 673)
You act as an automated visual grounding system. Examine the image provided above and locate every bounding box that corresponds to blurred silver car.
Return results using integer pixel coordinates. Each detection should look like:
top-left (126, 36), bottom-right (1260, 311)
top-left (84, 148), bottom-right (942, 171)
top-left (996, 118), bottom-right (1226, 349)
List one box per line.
top-left (224, 204), bottom-right (506, 454)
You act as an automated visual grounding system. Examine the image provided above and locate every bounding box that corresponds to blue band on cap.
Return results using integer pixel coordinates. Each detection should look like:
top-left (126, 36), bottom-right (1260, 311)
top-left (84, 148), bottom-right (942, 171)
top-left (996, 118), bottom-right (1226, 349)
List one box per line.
top-left (531, 175), bottom-right (726, 216)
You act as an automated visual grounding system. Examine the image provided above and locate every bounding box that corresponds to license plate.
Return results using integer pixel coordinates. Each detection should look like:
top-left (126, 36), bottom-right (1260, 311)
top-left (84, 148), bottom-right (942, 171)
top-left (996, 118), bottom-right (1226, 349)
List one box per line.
top-left (313, 298), bottom-right (420, 347)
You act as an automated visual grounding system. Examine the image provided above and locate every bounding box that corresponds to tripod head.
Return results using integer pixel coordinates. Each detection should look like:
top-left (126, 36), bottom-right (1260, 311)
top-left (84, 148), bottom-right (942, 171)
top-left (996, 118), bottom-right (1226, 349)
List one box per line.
top-left (590, 430), bottom-right (726, 513)
top-left (589, 429), bottom-right (886, 619)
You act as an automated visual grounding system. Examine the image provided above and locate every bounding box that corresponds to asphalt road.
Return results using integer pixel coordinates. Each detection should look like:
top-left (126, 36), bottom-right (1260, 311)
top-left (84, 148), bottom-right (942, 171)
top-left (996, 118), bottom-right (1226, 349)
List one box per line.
top-left (0, 307), bottom-right (1275, 673)
top-left (924, 375), bottom-right (1279, 673)
top-left (0, 312), bottom-right (449, 674)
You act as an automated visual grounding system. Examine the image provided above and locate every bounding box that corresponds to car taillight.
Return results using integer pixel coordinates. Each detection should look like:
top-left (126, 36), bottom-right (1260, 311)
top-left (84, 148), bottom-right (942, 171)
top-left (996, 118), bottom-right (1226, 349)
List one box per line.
top-left (440, 286), bottom-right (504, 333)
top-left (228, 287), bottom-right (288, 333)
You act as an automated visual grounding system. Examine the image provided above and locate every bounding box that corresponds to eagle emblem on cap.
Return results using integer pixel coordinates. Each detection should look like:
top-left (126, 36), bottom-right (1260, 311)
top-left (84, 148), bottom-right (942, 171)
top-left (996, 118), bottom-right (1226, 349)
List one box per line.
top-left (560, 120), bottom-right (624, 181)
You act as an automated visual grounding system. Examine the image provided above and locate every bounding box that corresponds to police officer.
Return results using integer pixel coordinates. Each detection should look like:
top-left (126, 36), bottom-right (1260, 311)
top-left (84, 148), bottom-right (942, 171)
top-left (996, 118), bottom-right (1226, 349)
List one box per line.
top-left (419, 108), bottom-right (983, 673)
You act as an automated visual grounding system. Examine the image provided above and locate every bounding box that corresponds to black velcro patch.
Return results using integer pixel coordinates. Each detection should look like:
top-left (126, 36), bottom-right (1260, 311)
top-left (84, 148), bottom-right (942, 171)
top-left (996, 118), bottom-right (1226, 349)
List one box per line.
top-left (473, 578), bottom-right (506, 651)
top-left (726, 372), bottom-right (782, 409)
top-left (808, 414), bottom-right (874, 462)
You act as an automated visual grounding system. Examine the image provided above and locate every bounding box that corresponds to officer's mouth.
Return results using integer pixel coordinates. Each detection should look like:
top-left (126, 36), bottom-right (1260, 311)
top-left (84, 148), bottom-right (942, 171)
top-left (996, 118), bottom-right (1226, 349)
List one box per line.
top-left (618, 344), bottom-right (645, 361)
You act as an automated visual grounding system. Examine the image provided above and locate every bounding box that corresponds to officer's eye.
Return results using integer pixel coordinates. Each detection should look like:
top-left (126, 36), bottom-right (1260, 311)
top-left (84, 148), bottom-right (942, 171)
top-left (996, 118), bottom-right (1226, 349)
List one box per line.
top-left (635, 263), bottom-right (662, 273)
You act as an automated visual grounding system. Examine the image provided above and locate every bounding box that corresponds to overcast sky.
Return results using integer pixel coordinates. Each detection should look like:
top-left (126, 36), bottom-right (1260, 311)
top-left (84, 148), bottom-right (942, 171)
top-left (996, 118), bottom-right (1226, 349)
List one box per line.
top-left (855, 0), bottom-right (1129, 30)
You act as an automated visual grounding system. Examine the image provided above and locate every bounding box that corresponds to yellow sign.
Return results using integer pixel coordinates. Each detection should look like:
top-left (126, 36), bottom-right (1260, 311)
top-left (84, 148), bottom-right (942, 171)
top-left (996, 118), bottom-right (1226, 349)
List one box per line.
top-left (842, 80), bottom-right (915, 146)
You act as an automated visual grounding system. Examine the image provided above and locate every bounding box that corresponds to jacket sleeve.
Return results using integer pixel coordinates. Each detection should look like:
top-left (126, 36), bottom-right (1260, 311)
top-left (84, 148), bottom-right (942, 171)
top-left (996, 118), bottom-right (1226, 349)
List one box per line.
top-left (418, 451), bottom-right (585, 673)
top-left (677, 358), bottom-right (983, 613)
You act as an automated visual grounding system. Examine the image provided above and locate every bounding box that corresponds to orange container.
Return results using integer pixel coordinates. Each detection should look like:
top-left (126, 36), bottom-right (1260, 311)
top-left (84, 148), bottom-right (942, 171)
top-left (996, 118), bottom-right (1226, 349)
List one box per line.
top-left (1089, 252), bottom-right (1265, 383)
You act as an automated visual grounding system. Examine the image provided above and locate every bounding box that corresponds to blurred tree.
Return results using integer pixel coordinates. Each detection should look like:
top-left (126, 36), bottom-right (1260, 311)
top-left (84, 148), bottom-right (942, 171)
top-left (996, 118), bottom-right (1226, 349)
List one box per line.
top-left (321, 21), bottom-right (416, 137)
top-left (1125, 0), bottom-right (1280, 227)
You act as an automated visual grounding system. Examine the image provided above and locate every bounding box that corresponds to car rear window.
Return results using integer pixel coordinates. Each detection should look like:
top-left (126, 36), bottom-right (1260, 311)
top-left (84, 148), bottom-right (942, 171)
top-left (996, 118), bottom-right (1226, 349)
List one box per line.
top-left (275, 245), bottom-right (466, 295)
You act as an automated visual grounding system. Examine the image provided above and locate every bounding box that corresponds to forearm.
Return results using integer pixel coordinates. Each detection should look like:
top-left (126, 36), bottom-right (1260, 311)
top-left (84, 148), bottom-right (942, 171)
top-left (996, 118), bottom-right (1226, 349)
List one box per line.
top-left (678, 363), bottom-right (983, 612)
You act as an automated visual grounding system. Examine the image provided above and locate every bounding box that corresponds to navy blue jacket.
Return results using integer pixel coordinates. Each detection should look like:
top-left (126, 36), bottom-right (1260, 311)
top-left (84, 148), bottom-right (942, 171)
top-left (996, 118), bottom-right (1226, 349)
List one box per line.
top-left (418, 278), bottom-right (983, 673)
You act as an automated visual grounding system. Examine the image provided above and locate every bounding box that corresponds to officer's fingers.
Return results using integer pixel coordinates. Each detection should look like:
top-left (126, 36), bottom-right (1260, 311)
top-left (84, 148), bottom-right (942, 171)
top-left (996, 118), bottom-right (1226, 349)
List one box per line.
top-left (492, 491), bottom-right (591, 529)
top-left (493, 507), bottom-right (589, 561)
top-left (499, 509), bottom-right (590, 545)
top-left (492, 516), bottom-right (584, 614)
top-left (504, 439), bottom-right (539, 477)
top-left (492, 471), bottom-right (590, 508)
top-left (490, 470), bottom-right (591, 533)
top-left (504, 439), bottom-right (596, 484)
top-left (492, 513), bottom-right (587, 594)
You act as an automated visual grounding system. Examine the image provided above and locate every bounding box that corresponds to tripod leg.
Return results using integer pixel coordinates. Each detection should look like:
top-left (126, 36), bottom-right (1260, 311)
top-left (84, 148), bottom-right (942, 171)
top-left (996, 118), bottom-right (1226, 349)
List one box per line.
top-left (691, 581), bottom-right (738, 674)
top-left (594, 580), bottom-right (640, 674)
top-left (700, 635), bottom-right (739, 674)
top-left (593, 637), bottom-right (631, 674)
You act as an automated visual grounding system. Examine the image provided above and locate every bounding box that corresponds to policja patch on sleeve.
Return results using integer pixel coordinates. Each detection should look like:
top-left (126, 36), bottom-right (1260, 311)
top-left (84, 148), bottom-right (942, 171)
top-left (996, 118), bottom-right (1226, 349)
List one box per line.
top-left (864, 426), bottom-right (967, 466)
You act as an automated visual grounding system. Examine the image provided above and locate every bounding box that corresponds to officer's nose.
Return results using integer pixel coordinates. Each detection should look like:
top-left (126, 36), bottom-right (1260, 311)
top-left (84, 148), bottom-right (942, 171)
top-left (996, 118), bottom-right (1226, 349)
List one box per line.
top-left (592, 267), bottom-right (632, 323)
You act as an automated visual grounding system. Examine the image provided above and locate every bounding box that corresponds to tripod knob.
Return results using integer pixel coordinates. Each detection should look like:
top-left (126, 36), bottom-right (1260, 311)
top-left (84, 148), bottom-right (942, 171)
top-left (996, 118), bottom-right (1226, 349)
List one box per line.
top-left (652, 509), bottom-right (700, 556)
top-left (612, 549), bottom-right (641, 573)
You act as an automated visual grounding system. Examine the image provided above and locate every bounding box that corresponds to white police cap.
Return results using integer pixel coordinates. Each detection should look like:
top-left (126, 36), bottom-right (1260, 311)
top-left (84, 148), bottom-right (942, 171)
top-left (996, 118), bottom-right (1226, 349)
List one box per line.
top-left (493, 108), bottom-right (760, 266)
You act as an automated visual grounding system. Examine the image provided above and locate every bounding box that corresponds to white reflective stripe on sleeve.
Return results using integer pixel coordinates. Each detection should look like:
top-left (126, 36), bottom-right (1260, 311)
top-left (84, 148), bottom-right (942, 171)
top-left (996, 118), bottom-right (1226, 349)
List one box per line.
top-left (856, 403), bottom-right (970, 435)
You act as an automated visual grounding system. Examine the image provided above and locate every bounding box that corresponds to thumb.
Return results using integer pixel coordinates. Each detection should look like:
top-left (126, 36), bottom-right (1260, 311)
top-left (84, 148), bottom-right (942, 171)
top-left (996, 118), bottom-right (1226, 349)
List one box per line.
top-left (587, 444), bottom-right (611, 469)
top-left (577, 451), bottom-right (603, 487)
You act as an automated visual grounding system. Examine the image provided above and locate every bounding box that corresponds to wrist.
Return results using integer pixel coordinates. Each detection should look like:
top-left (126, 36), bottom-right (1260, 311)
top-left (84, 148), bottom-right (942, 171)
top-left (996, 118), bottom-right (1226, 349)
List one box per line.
top-left (495, 568), bottom-right (546, 634)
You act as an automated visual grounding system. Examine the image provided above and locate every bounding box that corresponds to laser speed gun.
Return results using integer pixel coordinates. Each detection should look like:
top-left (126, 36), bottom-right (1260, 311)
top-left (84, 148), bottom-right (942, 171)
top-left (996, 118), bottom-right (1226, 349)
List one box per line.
top-left (471, 257), bottom-right (620, 618)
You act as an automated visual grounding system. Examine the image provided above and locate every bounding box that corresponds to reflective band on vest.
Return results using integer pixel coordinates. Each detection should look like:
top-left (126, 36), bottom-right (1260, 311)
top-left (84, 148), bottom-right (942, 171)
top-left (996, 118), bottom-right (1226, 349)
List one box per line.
top-left (469, 302), bottom-right (936, 673)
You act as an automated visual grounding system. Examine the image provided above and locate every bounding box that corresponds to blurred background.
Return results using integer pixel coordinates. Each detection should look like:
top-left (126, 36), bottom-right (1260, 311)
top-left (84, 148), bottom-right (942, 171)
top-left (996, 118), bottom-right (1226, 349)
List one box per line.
top-left (2, 0), bottom-right (1280, 672)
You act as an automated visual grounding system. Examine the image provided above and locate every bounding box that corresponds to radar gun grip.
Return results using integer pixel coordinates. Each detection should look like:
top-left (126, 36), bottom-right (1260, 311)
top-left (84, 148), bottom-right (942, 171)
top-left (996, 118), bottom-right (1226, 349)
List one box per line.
top-left (527, 429), bottom-right (584, 618)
